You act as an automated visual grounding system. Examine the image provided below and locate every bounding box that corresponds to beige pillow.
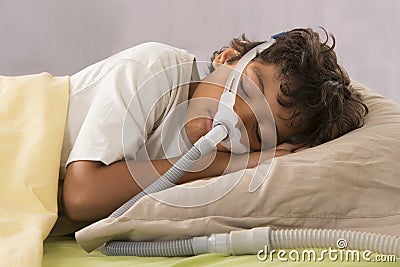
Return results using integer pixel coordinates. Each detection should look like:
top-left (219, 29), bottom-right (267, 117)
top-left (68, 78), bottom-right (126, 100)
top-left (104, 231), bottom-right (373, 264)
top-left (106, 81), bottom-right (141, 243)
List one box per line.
top-left (76, 81), bottom-right (400, 252)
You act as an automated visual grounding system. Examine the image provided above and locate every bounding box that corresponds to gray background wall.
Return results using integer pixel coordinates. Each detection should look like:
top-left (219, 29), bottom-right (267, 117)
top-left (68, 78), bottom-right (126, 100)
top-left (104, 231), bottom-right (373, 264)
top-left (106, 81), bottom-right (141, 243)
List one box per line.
top-left (0, 0), bottom-right (399, 103)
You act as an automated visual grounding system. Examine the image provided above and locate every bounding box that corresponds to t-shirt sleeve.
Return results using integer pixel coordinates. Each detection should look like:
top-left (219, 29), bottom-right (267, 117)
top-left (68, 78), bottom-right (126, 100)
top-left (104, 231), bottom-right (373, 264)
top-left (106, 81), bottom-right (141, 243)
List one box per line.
top-left (67, 59), bottom-right (169, 166)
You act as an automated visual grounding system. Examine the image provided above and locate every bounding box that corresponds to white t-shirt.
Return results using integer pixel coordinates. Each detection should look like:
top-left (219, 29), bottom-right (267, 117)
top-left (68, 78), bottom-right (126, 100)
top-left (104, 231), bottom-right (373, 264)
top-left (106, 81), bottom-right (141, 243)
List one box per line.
top-left (59, 42), bottom-right (199, 179)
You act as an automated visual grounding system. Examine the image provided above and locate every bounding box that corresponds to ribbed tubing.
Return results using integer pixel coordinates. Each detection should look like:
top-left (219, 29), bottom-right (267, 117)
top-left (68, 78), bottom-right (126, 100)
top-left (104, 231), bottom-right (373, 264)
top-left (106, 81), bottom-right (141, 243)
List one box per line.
top-left (101, 228), bottom-right (399, 257)
top-left (110, 145), bottom-right (202, 217)
top-left (101, 239), bottom-right (194, 257)
top-left (270, 229), bottom-right (400, 257)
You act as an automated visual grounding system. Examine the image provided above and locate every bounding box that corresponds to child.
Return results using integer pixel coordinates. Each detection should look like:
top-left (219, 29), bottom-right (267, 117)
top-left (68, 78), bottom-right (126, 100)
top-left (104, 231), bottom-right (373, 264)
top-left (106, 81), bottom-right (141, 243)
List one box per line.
top-left (60, 27), bottom-right (368, 223)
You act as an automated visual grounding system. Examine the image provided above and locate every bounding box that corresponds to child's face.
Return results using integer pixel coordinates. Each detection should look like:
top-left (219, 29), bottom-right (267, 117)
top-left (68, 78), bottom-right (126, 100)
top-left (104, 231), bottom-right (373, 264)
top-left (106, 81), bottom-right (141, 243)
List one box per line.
top-left (185, 60), bottom-right (297, 152)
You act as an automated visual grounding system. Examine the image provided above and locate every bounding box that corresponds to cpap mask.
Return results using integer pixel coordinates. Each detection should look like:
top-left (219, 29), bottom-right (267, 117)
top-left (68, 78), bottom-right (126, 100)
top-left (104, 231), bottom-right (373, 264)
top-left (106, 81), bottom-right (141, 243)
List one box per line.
top-left (213, 32), bottom-right (286, 154)
top-left (107, 32), bottom-right (286, 217)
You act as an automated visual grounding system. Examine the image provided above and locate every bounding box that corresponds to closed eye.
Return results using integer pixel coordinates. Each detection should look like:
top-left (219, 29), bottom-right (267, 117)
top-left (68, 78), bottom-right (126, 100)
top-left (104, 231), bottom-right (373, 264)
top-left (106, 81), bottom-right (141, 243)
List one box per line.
top-left (239, 79), bottom-right (249, 98)
top-left (255, 122), bottom-right (262, 144)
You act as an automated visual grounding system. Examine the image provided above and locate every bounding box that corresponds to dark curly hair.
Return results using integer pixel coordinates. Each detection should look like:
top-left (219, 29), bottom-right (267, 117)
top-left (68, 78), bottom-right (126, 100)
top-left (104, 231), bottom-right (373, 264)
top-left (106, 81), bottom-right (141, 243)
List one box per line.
top-left (209, 27), bottom-right (368, 147)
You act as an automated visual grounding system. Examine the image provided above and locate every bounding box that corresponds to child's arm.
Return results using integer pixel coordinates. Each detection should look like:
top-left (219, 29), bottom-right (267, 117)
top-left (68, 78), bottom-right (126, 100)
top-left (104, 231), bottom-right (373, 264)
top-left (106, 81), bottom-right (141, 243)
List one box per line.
top-left (63, 145), bottom-right (298, 222)
top-left (63, 152), bottom-right (231, 222)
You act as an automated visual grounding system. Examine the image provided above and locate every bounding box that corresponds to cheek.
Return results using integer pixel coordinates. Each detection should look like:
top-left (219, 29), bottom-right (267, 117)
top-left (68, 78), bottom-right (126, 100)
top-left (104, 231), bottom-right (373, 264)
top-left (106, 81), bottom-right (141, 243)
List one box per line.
top-left (192, 82), bottom-right (224, 103)
top-left (187, 83), bottom-right (224, 116)
top-left (185, 118), bottom-right (204, 135)
top-left (186, 97), bottom-right (218, 119)
top-left (184, 118), bottom-right (209, 145)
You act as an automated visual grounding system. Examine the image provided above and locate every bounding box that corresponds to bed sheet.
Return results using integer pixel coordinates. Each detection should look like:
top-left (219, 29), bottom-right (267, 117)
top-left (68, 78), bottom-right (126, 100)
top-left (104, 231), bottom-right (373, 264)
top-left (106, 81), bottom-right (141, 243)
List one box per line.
top-left (43, 237), bottom-right (396, 267)
top-left (0, 73), bottom-right (69, 267)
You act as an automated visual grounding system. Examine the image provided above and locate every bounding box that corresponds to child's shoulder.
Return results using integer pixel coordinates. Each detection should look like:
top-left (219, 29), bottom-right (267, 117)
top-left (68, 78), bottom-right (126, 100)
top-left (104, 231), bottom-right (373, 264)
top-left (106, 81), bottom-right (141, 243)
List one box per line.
top-left (116, 42), bottom-right (194, 69)
top-left (134, 42), bottom-right (181, 52)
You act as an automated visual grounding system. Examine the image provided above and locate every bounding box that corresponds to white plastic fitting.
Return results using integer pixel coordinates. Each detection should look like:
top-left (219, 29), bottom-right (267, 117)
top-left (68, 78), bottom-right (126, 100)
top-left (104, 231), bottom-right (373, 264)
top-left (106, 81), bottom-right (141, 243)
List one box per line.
top-left (194, 124), bottom-right (228, 156)
top-left (192, 227), bottom-right (400, 257)
top-left (192, 227), bottom-right (270, 256)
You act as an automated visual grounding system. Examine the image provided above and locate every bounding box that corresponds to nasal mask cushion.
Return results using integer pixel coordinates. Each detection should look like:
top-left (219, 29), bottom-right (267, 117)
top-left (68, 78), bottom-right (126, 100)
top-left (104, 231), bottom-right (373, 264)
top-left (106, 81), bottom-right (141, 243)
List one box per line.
top-left (213, 32), bottom-right (286, 154)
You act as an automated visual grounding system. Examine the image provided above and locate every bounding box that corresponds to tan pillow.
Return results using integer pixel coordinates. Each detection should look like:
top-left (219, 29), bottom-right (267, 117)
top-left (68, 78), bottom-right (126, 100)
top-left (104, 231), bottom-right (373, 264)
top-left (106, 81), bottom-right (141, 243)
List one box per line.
top-left (76, 81), bottom-right (400, 252)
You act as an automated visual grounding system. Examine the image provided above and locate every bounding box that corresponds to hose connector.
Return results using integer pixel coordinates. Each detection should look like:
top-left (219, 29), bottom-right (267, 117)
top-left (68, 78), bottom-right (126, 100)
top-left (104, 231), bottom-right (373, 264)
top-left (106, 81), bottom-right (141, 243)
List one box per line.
top-left (194, 124), bottom-right (228, 156)
top-left (192, 227), bottom-right (271, 256)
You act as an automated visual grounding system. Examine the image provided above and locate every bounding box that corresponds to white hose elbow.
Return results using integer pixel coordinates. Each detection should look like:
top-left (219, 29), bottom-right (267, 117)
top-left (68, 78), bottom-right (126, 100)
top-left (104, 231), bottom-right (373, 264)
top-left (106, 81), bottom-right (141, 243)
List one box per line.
top-left (194, 124), bottom-right (228, 156)
top-left (230, 227), bottom-right (271, 255)
top-left (193, 233), bottom-right (231, 255)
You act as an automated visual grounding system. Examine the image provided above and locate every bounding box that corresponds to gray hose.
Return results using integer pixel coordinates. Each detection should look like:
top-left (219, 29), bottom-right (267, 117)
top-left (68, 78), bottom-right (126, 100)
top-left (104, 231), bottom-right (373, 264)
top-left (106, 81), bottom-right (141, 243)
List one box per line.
top-left (100, 227), bottom-right (400, 257)
top-left (110, 145), bottom-right (202, 217)
top-left (102, 126), bottom-right (227, 256)
top-left (270, 228), bottom-right (400, 257)
top-left (101, 239), bottom-right (194, 257)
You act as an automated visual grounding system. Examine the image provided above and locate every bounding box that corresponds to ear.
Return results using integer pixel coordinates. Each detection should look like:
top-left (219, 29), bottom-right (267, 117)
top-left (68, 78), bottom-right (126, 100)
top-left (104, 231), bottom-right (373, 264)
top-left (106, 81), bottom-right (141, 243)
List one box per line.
top-left (212, 47), bottom-right (239, 70)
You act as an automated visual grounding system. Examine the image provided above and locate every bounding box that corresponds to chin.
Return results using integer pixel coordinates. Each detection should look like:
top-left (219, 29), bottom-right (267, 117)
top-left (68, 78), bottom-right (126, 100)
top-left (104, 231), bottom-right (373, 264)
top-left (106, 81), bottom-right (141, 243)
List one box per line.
top-left (215, 144), bottom-right (230, 152)
top-left (185, 119), bottom-right (232, 153)
top-left (184, 120), bottom-right (207, 144)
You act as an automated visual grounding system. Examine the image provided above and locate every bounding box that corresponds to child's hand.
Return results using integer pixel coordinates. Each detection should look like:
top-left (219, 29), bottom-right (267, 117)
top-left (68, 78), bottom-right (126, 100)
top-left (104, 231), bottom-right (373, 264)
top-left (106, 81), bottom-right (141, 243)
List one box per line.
top-left (244, 142), bottom-right (309, 169)
top-left (212, 142), bottom-right (310, 175)
top-left (275, 142), bottom-right (310, 155)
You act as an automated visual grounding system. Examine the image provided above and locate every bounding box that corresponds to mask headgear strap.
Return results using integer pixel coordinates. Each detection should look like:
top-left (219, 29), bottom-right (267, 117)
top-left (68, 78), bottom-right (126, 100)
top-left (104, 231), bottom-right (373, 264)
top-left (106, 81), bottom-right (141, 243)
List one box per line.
top-left (213, 32), bottom-right (286, 154)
